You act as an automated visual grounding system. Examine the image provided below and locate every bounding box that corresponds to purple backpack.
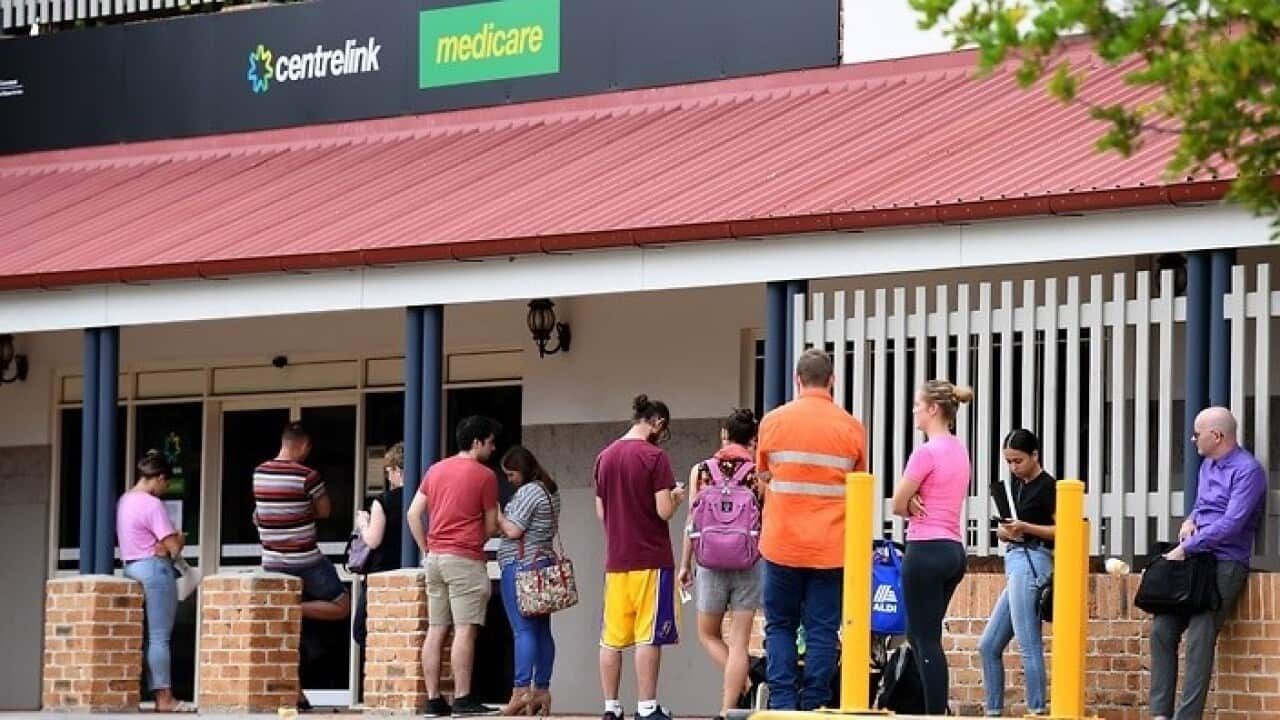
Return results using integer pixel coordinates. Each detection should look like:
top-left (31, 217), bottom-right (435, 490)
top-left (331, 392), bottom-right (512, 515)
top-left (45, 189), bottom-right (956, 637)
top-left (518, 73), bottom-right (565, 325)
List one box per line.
top-left (690, 459), bottom-right (761, 571)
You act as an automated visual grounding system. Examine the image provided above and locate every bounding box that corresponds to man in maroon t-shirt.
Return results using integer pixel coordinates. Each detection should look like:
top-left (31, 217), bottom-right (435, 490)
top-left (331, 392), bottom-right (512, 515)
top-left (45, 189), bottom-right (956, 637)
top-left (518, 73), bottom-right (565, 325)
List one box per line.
top-left (407, 416), bottom-right (501, 718)
top-left (595, 395), bottom-right (686, 720)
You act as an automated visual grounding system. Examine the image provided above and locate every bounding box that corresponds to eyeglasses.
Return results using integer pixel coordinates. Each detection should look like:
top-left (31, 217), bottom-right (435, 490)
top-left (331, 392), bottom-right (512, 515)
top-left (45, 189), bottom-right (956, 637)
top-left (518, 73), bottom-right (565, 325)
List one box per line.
top-left (1190, 430), bottom-right (1222, 442)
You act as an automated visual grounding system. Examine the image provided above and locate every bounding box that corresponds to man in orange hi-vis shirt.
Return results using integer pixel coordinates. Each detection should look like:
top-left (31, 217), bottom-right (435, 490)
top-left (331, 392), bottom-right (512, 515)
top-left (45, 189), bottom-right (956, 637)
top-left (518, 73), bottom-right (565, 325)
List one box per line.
top-left (755, 348), bottom-right (866, 711)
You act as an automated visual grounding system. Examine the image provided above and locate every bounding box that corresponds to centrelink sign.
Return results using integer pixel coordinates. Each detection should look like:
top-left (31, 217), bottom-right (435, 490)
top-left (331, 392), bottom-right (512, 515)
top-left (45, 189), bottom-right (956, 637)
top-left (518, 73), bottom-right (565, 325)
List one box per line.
top-left (0, 0), bottom-right (839, 155)
top-left (247, 37), bottom-right (382, 94)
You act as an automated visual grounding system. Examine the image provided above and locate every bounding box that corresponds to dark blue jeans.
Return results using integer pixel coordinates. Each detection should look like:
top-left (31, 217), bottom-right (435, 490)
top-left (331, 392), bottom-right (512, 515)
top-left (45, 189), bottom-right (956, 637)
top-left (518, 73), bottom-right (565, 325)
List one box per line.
top-left (499, 561), bottom-right (556, 689)
top-left (763, 560), bottom-right (842, 710)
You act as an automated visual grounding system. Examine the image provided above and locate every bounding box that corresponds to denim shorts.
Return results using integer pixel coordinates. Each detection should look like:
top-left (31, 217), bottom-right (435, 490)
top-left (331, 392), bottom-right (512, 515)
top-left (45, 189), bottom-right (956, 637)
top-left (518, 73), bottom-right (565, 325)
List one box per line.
top-left (280, 560), bottom-right (346, 603)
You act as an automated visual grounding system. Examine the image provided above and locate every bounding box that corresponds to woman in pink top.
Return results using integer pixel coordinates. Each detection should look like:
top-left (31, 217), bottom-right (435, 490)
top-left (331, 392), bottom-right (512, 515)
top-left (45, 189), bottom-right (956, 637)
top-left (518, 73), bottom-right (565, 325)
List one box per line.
top-left (891, 380), bottom-right (973, 715)
top-left (116, 450), bottom-right (186, 711)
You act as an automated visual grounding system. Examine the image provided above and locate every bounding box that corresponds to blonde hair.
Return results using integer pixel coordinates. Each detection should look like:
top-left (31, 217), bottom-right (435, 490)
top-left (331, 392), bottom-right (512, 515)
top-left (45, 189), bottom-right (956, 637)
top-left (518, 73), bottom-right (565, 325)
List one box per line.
top-left (383, 442), bottom-right (405, 471)
top-left (920, 380), bottom-right (974, 424)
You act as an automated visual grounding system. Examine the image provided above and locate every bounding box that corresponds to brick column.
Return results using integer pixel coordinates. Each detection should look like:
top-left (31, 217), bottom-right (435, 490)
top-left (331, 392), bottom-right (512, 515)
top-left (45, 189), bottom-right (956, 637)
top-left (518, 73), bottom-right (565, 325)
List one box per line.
top-left (198, 573), bottom-right (302, 712)
top-left (363, 569), bottom-right (429, 712)
top-left (42, 576), bottom-right (144, 712)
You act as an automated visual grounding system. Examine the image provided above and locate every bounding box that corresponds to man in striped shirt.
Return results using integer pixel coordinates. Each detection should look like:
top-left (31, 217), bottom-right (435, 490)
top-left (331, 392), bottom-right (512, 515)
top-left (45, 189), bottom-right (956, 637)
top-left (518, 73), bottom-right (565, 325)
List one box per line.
top-left (253, 422), bottom-right (350, 622)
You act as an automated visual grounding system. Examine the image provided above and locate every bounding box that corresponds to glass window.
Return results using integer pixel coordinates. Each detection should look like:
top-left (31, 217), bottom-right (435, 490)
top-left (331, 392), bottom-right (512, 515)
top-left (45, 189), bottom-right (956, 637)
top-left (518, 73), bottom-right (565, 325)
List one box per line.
top-left (57, 406), bottom-right (128, 570)
top-left (134, 402), bottom-right (203, 547)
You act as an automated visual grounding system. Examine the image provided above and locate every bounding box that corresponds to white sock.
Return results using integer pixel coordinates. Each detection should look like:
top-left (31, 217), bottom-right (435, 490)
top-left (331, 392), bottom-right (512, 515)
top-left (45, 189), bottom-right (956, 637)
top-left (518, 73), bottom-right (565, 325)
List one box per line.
top-left (605, 700), bottom-right (623, 715)
top-left (638, 700), bottom-right (659, 716)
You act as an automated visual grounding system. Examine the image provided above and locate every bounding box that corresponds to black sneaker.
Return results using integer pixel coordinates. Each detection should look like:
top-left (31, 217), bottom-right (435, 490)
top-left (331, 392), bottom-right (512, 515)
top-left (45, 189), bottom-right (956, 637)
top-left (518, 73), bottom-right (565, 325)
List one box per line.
top-left (451, 695), bottom-right (498, 717)
top-left (603, 711), bottom-right (625, 720)
top-left (423, 697), bottom-right (452, 718)
top-left (639, 706), bottom-right (673, 720)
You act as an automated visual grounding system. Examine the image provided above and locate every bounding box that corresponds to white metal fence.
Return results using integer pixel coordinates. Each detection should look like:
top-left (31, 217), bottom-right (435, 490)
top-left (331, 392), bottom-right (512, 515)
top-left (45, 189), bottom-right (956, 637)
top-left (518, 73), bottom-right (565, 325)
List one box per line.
top-left (1, 0), bottom-right (277, 32)
top-left (796, 264), bottom-right (1278, 563)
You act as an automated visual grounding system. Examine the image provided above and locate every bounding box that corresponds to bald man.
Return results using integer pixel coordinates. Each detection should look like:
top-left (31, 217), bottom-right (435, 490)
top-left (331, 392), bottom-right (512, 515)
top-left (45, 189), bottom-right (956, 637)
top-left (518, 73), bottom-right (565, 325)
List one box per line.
top-left (1151, 406), bottom-right (1266, 720)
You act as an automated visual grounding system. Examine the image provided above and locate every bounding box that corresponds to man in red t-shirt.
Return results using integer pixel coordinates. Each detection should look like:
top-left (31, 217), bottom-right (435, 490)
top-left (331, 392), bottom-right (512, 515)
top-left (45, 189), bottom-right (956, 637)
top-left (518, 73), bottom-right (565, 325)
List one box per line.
top-left (595, 395), bottom-right (686, 720)
top-left (407, 416), bottom-right (501, 718)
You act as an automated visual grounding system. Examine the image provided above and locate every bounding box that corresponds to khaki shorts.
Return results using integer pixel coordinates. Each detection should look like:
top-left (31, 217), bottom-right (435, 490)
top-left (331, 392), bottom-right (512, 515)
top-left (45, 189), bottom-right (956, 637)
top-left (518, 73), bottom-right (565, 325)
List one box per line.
top-left (423, 553), bottom-right (490, 626)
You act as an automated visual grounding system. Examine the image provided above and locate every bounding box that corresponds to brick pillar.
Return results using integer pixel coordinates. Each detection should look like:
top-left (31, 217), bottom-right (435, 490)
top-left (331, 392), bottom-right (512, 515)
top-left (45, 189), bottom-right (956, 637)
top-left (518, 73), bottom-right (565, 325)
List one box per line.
top-left (363, 569), bottom-right (429, 712)
top-left (198, 573), bottom-right (302, 712)
top-left (1208, 572), bottom-right (1280, 717)
top-left (42, 575), bottom-right (144, 712)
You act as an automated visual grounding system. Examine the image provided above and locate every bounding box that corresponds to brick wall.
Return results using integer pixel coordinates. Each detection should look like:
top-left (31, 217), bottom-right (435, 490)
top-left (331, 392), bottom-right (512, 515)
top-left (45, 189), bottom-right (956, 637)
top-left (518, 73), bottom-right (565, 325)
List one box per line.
top-left (197, 573), bottom-right (301, 712)
top-left (41, 576), bottom-right (143, 712)
top-left (733, 571), bottom-right (1279, 718)
top-left (944, 571), bottom-right (1280, 719)
top-left (363, 569), bottom-right (429, 712)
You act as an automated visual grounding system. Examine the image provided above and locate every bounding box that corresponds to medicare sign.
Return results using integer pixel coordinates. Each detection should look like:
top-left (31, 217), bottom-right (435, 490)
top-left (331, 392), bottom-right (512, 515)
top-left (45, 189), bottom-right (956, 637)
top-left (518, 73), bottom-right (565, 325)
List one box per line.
top-left (419, 0), bottom-right (561, 89)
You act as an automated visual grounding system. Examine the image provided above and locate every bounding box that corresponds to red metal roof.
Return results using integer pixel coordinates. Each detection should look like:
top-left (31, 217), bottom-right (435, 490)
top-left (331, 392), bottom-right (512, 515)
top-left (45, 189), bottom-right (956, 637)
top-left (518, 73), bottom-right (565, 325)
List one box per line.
top-left (0, 45), bottom-right (1229, 291)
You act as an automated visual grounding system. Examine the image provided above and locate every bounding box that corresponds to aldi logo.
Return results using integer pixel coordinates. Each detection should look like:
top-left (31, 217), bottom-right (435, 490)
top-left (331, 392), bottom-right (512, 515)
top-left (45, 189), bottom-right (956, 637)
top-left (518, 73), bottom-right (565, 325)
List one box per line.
top-left (872, 583), bottom-right (899, 614)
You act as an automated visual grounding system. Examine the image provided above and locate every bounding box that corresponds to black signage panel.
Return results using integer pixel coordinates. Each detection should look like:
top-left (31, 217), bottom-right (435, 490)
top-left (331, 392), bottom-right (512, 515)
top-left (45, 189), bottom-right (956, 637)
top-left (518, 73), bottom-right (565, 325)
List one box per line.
top-left (0, 0), bottom-right (838, 155)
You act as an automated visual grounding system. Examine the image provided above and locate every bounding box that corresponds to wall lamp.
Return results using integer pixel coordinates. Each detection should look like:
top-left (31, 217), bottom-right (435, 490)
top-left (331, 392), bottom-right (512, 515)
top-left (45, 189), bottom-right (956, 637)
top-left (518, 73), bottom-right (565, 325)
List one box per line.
top-left (0, 334), bottom-right (29, 384)
top-left (526, 299), bottom-right (571, 358)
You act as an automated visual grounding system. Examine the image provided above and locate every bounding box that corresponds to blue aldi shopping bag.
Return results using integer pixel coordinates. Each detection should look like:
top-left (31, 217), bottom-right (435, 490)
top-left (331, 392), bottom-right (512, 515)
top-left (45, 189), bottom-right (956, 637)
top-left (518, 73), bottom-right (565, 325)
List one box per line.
top-left (871, 540), bottom-right (907, 636)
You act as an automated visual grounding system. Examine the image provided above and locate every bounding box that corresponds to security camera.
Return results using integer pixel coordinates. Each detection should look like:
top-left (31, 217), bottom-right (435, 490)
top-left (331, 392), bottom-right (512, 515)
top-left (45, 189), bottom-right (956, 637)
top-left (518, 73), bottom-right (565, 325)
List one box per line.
top-left (271, 355), bottom-right (289, 369)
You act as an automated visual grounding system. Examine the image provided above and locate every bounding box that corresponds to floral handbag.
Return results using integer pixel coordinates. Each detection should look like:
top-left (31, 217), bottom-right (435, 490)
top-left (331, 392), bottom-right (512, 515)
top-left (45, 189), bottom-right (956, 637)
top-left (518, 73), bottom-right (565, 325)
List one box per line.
top-left (514, 485), bottom-right (578, 617)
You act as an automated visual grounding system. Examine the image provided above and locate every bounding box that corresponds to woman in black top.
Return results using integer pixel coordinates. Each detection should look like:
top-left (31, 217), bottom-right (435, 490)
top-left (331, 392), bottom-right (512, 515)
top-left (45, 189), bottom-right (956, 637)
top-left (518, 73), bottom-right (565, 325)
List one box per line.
top-left (353, 442), bottom-right (406, 644)
top-left (978, 429), bottom-right (1056, 716)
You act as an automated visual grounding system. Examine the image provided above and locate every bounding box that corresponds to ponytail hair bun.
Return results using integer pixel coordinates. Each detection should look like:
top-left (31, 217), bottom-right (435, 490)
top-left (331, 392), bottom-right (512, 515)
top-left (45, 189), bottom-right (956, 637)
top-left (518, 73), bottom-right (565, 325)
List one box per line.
top-left (723, 407), bottom-right (758, 446)
top-left (631, 394), bottom-right (671, 424)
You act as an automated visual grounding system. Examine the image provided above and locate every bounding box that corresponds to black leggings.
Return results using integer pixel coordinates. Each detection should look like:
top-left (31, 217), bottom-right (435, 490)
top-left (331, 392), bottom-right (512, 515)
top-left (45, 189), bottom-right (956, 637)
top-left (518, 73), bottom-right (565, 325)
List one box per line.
top-left (902, 539), bottom-right (967, 715)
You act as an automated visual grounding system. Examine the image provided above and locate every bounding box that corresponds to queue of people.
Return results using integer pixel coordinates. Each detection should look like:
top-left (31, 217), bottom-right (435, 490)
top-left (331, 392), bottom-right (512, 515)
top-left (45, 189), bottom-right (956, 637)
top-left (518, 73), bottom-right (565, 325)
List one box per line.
top-left (112, 350), bottom-right (1267, 720)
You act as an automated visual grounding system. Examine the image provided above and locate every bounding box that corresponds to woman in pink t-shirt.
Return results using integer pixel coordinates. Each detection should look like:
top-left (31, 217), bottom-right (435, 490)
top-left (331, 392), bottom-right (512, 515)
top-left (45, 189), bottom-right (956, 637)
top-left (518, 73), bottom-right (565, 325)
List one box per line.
top-left (115, 450), bottom-right (186, 711)
top-left (891, 380), bottom-right (973, 715)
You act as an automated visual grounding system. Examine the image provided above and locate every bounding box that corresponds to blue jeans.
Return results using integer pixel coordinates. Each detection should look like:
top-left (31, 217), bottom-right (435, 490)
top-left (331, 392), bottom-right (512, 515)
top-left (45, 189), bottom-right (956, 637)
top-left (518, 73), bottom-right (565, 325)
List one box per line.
top-left (124, 557), bottom-right (178, 692)
top-left (499, 561), bottom-right (556, 689)
top-left (979, 545), bottom-right (1053, 714)
top-left (763, 560), bottom-right (842, 710)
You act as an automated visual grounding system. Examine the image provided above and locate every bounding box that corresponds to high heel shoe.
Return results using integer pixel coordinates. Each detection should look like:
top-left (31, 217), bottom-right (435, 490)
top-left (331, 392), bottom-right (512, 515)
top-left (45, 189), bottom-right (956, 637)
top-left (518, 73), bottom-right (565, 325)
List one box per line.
top-left (500, 687), bottom-right (533, 716)
top-left (527, 688), bottom-right (551, 717)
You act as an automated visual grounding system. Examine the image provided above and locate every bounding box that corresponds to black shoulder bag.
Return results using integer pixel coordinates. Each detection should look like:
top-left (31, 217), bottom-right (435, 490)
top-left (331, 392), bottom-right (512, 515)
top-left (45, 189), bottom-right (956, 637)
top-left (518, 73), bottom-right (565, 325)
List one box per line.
top-left (1134, 541), bottom-right (1220, 615)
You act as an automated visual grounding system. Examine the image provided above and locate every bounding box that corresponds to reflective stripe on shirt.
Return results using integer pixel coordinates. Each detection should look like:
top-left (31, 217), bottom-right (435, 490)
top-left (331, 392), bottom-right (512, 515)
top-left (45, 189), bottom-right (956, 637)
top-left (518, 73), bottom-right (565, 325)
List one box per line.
top-left (770, 479), bottom-right (847, 497)
top-left (767, 450), bottom-right (855, 471)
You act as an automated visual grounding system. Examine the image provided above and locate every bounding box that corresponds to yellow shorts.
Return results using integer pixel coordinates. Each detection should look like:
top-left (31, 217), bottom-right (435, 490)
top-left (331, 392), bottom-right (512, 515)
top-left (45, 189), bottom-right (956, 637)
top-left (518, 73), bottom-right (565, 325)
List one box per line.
top-left (600, 568), bottom-right (680, 650)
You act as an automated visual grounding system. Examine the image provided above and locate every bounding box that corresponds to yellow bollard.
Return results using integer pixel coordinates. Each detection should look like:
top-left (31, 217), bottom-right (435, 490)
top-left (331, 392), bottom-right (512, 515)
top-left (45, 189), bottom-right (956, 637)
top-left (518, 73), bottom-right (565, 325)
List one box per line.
top-left (839, 472), bottom-right (875, 713)
top-left (1047, 480), bottom-right (1097, 720)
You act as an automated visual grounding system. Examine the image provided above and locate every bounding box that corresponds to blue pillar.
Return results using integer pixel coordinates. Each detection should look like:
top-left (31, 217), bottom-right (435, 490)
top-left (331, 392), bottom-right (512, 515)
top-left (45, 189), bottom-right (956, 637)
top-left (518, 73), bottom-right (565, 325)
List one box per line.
top-left (94, 326), bottom-right (119, 576)
top-left (784, 280), bottom-right (808, 402)
top-left (764, 282), bottom-right (787, 412)
top-left (421, 305), bottom-right (444, 476)
top-left (1209, 249), bottom-right (1235, 406)
top-left (1183, 252), bottom-right (1210, 516)
top-left (402, 308), bottom-right (424, 568)
top-left (79, 329), bottom-right (100, 575)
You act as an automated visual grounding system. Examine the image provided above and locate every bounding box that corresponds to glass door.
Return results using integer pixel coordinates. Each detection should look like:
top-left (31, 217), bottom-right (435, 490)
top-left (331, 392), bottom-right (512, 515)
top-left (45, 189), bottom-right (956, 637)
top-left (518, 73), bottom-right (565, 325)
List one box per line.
top-left (218, 407), bottom-right (291, 567)
top-left (134, 402), bottom-right (204, 702)
top-left (296, 404), bottom-right (356, 702)
top-left (214, 397), bottom-right (358, 707)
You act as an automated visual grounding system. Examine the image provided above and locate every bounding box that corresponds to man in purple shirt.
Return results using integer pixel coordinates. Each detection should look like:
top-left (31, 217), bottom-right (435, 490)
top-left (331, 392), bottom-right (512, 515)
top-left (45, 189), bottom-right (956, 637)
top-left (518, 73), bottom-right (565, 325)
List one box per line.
top-left (1151, 406), bottom-right (1266, 720)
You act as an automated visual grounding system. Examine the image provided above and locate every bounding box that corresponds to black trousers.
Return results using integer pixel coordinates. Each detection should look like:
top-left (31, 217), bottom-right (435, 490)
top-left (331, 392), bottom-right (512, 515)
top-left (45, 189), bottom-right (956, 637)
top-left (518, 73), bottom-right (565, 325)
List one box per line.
top-left (902, 539), bottom-right (967, 715)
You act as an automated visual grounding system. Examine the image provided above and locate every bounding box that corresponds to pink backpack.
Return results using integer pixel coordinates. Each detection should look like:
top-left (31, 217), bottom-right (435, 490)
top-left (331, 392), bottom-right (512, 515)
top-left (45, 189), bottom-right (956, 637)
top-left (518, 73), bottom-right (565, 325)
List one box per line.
top-left (690, 459), bottom-right (761, 571)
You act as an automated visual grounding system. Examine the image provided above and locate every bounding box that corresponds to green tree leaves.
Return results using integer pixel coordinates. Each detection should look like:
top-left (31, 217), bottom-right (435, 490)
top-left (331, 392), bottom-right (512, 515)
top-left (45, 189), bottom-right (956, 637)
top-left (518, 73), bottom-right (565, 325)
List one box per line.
top-left (911, 0), bottom-right (1280, 232)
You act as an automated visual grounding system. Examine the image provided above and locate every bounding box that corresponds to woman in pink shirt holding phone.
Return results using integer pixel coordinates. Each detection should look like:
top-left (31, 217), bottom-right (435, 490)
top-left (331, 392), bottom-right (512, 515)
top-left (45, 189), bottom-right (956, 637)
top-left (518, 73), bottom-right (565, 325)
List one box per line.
top-left (116, 450), bottom-right (186, 712)
top-left (891, 380), bottom-right (973, 715)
